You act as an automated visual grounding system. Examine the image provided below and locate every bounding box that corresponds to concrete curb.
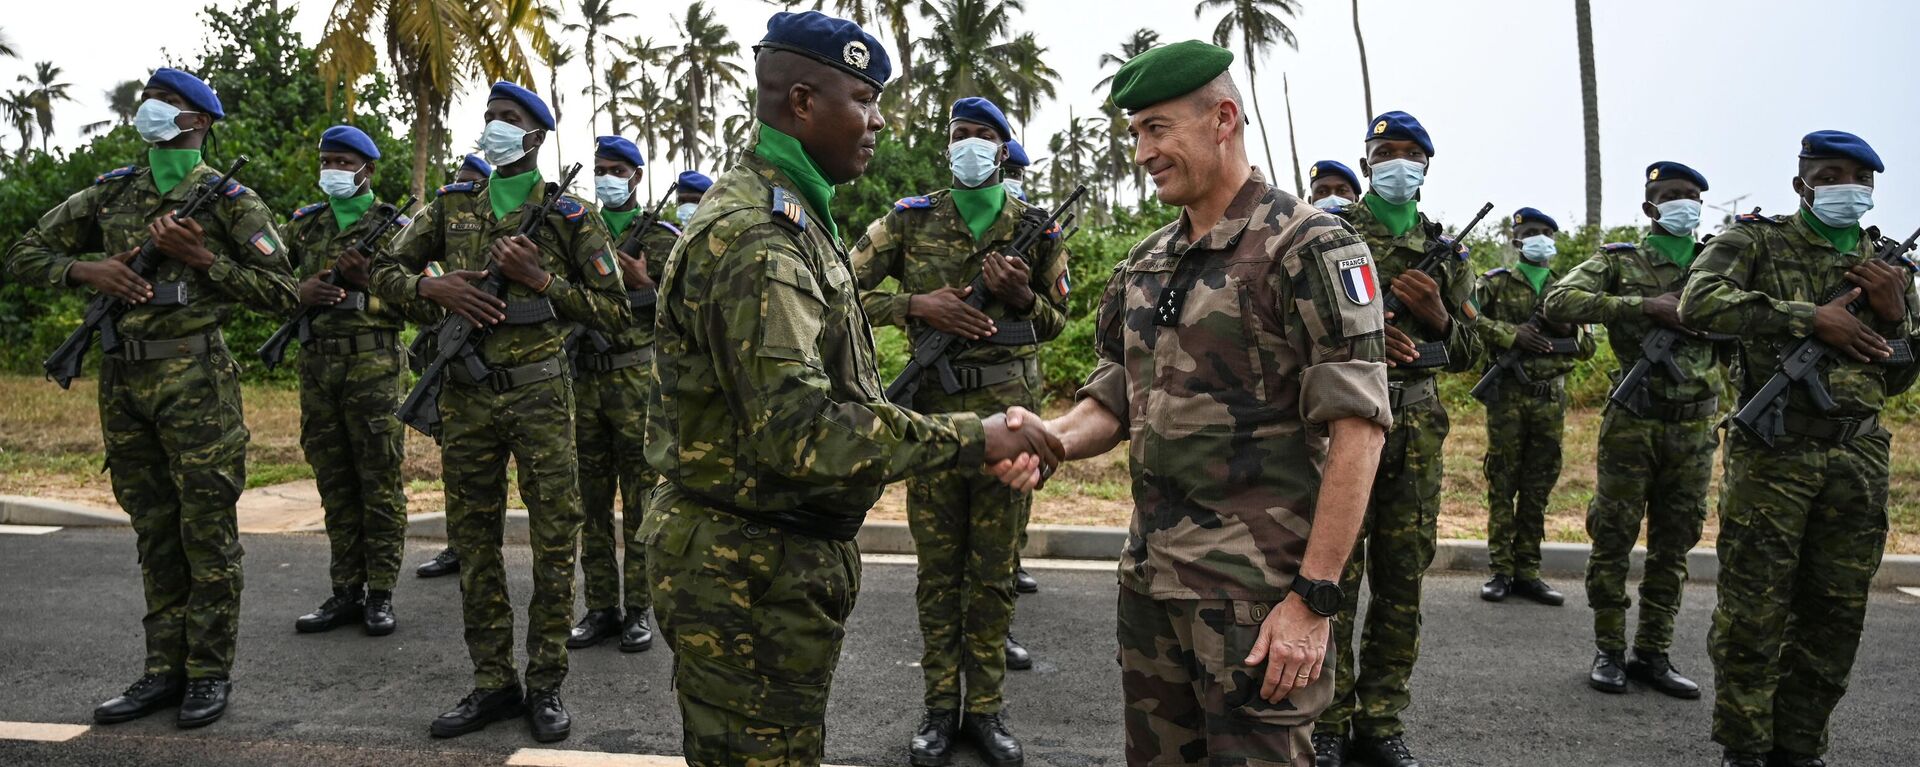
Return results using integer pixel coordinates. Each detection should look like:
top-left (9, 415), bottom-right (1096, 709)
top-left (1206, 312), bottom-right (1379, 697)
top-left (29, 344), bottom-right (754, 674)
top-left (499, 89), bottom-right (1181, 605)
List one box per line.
top-left (0, 495), bottom-right (127, 527)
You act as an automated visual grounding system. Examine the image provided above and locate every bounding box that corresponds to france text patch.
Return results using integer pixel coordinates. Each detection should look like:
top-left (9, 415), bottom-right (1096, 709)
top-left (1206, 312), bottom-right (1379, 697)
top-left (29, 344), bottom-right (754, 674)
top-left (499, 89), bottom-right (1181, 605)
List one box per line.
top-left (1338, 255), bottom-right (1377, 305)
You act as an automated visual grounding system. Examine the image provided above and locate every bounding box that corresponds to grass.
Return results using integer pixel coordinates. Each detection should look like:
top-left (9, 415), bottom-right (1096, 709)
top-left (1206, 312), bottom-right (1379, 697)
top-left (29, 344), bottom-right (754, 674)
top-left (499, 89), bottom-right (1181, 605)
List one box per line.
top-left (1, 373), bottom-right (1916, 554)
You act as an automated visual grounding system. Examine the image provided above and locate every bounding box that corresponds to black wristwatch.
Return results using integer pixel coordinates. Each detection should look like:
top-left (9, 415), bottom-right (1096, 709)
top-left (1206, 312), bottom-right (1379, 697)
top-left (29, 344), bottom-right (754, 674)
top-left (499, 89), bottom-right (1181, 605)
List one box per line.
top-left (1290, 575), bottom-right (1343, 617)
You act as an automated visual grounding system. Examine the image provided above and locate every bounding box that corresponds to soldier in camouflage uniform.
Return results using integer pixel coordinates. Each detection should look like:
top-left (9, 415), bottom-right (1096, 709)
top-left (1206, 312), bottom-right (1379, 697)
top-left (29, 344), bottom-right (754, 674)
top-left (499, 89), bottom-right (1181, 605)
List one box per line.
top-left (995, 42), bottom-right (1391, 767)
top-left (1543, 161), bottom-right (1723, 700)
top-left (282, 125), bottom-right (410, 639)
top-left (372, 82), bottom-right (630, 744)
top-left (6, 69), bottom-right (296, 728)
top-left (852, 96), bottom-right (1070, 766)
top-left (1315, 111), bottom-right (1484, 767)
top-left (565, 135), bottom-right (674, 654)
top-left (1471, 207), bottom-right (1593, 607)
top-left (641, 15), bottom-right (1058, 766)
top-left (1679, 132), bottom-right (1918, 767)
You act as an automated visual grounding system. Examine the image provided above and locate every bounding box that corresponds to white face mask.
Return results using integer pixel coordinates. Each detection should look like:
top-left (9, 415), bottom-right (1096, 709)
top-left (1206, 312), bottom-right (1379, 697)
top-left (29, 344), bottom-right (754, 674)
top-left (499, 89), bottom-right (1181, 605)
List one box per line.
top-left (1655, 199), bottom-right (1703, 236)
top-left (135, 99), bottom-right (199, 144)
top-left (1313, 195), bottom-right (1354, 212)
top-left (1368, 158), bottom-right (1426, 204)
top-left (317, 166), bottom-right (365, 199)
top-left (1004, 180), bottom-right (1025, 200)
top-left (675, 202), bottom-right (699, 225)
top-left (479, 120), bottom-right (538, 167)
top-left (594, 175), bottom-right (633, 207)
top-left (948, 137), bottom-right (1001, 187)
top-left (1519, 234), bottom-right (1557, 263)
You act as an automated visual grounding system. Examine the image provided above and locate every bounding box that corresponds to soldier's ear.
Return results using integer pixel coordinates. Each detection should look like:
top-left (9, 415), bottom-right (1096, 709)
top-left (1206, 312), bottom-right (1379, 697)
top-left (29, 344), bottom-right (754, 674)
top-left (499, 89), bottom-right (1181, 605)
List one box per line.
top-left (1358, 158), bottom-right (1371, 177)
top-left (789, 82), bottom-right (817, 126)
top-left (1641, 200), bottom-right (1658, 220)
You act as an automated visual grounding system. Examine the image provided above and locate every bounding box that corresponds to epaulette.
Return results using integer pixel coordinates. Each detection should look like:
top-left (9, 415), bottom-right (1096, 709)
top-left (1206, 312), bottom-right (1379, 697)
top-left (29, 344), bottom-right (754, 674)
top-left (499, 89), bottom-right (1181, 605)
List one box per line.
top-left (651, 219), bottom-right (683, 236)
top-left (892, 195), bottom-right (934, 212)
top-left (436, 181), bottom-right (479, 197)
top-left (290, 201), bottom-right (329, 222)
top-left (1734, 212), bottom-right (1778, 224)
top-left (1600, 242), bottom-right (1636, 253)
top-left (394, 215), bottom-right (412, 228)
top-left (1483, 266), bottom-right (1509, 277)
top-left (1044, 221), bottom-right (1063, 240)
top-left (93, 165), bottom-right (138, 186)
top-left (555, 196), bottom-right (586, 223)
top-left (220, 180), bottom-right (249, 199)
top-left (771, 187), bottom-right (810, 231)
top-left (1437, 234), bottom-right (1469, 260)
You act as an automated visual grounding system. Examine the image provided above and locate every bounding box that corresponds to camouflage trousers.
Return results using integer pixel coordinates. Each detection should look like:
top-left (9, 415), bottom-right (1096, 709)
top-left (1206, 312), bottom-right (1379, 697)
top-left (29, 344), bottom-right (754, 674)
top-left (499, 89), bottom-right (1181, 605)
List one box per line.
top-left (909, 377), bottom-right (1034, 713)
top-left (1117, 585), bottom-right (1331, 766)
top-left (1710, 430), bottom-right (1889, 757)
top-left (101, 347), bottom-right (248, 680)
top-left (643, 487), bottom-right (860, 766)
top-left (1319, 395), bottom-right (1446, 740)
top-left (1584, 406), bottom-right (1715, 653)
top-left (574, 362), bottom-right (656, 613)
top-left (298, 344), bottom-right (408, 592)
top-left (1482, 381), bottom-right (1565, 580)
top-left (439, 374), bottom-right (583, 692)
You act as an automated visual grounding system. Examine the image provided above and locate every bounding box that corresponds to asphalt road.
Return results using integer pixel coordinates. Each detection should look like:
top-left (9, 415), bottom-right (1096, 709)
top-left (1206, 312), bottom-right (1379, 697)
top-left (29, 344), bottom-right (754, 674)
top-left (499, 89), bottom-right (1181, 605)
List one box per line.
top-left (1, 527), bottom-right (1916, 767)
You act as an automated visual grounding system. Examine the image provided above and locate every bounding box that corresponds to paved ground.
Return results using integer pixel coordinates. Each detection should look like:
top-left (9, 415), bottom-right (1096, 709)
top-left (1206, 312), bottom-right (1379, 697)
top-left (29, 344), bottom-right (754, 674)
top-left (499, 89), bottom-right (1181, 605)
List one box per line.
top-left (1, 527), bottom-right (1917, 767)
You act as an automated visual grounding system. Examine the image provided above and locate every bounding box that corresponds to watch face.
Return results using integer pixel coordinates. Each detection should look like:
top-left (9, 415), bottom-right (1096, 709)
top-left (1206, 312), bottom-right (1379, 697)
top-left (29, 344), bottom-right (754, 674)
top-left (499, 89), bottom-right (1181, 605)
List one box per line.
top-left (1307, 583), bottom-right (1342, 616)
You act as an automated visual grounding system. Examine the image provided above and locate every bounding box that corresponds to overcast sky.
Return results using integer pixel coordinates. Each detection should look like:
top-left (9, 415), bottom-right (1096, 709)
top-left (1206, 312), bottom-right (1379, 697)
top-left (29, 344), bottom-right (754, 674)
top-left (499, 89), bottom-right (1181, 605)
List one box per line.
top-left (6, 0), bottom-right (1918, 231)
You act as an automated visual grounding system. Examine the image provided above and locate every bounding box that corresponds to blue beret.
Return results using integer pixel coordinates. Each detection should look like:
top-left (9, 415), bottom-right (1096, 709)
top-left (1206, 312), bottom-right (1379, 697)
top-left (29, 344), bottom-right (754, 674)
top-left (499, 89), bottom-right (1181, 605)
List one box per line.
top-left (594, 136), bottom-right (644, 167)
top-left (1644, 161), bottom-right (1707, 191)
top-left (1800, 130), bottom-right (1883, 173)
top-left (318, 125), bottom-right (379, 161)
top-left (1308, 160), bottom-right (1360, 191)
top-left (1004, 139), bottom-right (1030, 168)
top-left (677, 171), bottom-right (713, 194)
top-left (145, 67), bottom-right (224, 120)
top-left (1366, 111), bottom-right (1433, 157)
top-left (487, 81), bottom-right (554, 131)
top-left (461, 154), bottom-right (492, 177)
top-left (756, 11), bottom-right (892, 91)
top-left (950, 97), bottom-right (1013, 143)
top-left (1511, 207), bottom-right (1558, 232)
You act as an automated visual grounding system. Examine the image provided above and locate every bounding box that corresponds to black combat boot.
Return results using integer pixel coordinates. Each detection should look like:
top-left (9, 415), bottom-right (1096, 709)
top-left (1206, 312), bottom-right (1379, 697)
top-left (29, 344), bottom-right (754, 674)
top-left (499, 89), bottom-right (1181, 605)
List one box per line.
top-left (1509, 577), bottom-right (1565, 606)
top-left (909, 708), bottom-right (960, 767)
top-left (525, 689), bottom-right (570, 743)
top-left (363, 589), bottom-right (396, 636)
top-left (93, 673), bottom-right (185, 724)
top-left (1480, 573), bottom-right (1511, 602)
top-left (1627, 649), bottom-right (1700, 699)
top-left (176, 678), bottom-right (231, 728)
top-left (415, 548), bottom-right (460, 578)
top-left (960, 711), bottom-right (1023, 767)
top-left (1589, 649), bottom-right (1628, 693)
top-left (1721, 751), bottom-right (1768, 767)
top-left (566, 608), bottom-right (623, 649)
top-left (619, 612), bottom-right (654, 653)
top-left (1311, 732), bottom-right (1347, 767)
top-left (431, 685), bottom-right (524, 738)
top-left (296, 586), bottom-right (365, 633)
top-left (1004, 635), bottom-right (1032, 671)
top-left (1350, 734), bottom-right (1422, 767)
top-left (1013, 567), bottom-right (1039, 594)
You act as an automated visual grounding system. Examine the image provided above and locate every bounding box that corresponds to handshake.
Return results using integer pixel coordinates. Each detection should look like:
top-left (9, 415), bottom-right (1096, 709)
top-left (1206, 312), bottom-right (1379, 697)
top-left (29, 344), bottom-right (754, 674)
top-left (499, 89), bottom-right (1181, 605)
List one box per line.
top-left (980, 406), bottom-right (1065, 493)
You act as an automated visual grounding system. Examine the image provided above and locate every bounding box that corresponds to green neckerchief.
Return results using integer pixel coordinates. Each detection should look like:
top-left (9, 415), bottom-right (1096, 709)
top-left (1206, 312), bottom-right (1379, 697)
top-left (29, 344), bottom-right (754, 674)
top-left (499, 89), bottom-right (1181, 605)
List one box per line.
top-left (753, 122), bottom-right (837, 238)
top-left (601, 206), bottom-right (638, 239)
top-left (148, 148), bottom-right (202, 196)
top-left (1512, 261), bottom-right (1552, 294)
top-left (1363, 191), bottom-right (1419, 237)
top-left (950, 183), bottom-right (1006, 242)
top-left (329, 191), bottom-right (375, 231)
top-left (1800, 207), bottom-right (1862, 253)
top-left (1645, 233), bottom-right (1697, 269)
top-left (488, 168), bottom-right (543, 221)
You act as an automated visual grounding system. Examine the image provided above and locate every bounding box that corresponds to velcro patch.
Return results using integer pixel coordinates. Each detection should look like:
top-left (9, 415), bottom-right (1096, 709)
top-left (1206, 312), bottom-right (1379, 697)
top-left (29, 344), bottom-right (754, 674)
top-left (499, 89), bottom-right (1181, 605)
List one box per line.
top-left (248, 230), bottom-right (280, 256)
top-left (592, 249), bottom-right (618, 277)
top-left (423, 261), bottom-right (445, 277)
top-left (1338, 256), bottom-right (1377, 306)
top-left (1054, 271), bottom-right (1071, 299)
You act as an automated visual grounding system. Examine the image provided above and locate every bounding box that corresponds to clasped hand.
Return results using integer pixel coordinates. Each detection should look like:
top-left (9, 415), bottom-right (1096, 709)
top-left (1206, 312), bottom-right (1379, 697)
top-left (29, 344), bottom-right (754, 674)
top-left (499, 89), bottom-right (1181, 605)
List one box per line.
top-left (981, 406), bottom-right (1061, 492)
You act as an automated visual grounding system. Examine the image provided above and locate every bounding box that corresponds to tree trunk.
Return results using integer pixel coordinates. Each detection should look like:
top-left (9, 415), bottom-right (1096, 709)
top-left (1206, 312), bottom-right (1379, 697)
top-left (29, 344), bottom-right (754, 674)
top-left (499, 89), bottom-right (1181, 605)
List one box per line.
top-left (1575, 0), bottom-right (1601, 229)
top-left (409, 86), bottom-right (433, 203)
top-left (585, 36), bottom-right (598, 135)
top-left (550, 65), bottom-right (565, 170)
top-left (1242, 50), bottom-right (1279, 186)
top-left (1283, 73), bottom-right (1304, 197)
top-left (1352, 0), bottom-right (1374, 121)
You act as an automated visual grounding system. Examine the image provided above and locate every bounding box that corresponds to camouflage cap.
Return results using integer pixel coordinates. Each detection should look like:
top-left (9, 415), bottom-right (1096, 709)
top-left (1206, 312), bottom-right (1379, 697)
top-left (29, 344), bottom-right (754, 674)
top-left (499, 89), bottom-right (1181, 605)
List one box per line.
top-left (1107, 40), bottom-right (1234, 112)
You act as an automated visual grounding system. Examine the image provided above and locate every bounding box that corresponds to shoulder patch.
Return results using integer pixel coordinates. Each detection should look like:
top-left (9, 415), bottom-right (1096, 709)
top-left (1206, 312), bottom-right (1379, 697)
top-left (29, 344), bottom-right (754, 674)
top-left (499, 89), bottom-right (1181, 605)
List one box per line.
top-left (652, 219), bottom-right (683, 236)
top-left (436, 181), bottom-right (478, 197)
top-left (290, 201), bottom-right (329, 221)
top-left (892, 195), bottom-right (934, 212)
top-left (1437, 235), bottom-right (1470, 261)
top-left (395, 215), bottom-right (412, 228)
top-left (93, 165), bottom-right (138, 186)
top-left (1735, 212), bottom-right (1781, 224)
top-left (771, 187), bottom-right (810, 231)
top-left (1600, 242), bottom-right (1636, 253)
top-left (555, 195), bottom-right (586, 223)
top-left (220, 180), bottom-right (249, 199)
top-left (1044, 221), bottom-right (1063, 240)
top-left (1483, 266), bottom-right (1509, 277)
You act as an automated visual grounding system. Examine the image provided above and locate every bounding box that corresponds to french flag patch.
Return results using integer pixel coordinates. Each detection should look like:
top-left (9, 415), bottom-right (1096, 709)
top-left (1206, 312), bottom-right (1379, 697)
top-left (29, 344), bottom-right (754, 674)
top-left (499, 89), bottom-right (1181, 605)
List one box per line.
top-left (1338, 256), bottom-right (1377, 306)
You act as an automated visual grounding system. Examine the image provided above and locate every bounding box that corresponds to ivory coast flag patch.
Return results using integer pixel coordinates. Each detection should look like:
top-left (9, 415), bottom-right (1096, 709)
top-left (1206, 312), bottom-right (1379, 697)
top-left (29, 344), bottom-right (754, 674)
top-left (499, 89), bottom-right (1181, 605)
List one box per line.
top-left (248, 230), bottom-right (280, 257)
top-left (422, 261), bottom-right (445, 277)
top-left (1054, 271), bottom-right (1071, 300)
top-left (591, 248), bottom-right (618, 277)
top-left (1338, 255), bottom-right (1377, 306)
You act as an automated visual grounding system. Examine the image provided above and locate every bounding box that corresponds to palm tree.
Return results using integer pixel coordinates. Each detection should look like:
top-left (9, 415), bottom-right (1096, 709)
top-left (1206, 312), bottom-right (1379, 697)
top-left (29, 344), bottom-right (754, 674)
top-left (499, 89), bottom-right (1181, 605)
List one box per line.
top-left (2, 89), bottom-right (35, 153)
top-left (82, 80), bottom-right (144, 137)
top-left (914, 0), bottom-right (1023, 109)
top-left (1196, 0), bottom-right (1302, 188)
top-left (614, 34), bottom-right (674, 193)
top-left (564, 0), bottom-right (634, 135)
top-left (316, 0), bottom-right (545, 200)
top-left (1048, 110), bottom-right (1106, 222)
top-left (1574, 0), bottom-right (1600, 228)
top-left (719, 87), bottom-right (758, 167)
top-left (1281, 72), bottom-right (1303, 195)
top-left (18, 62), bottom-right (73, 154)
top-left (1351, 0), bottom-right (1373, 121)
top-left (998, 33), bottom-right (1059, 130)
top-left (0, 27), bottom-right (17, 60)
top-left (540, 41), bottom-right (574, 166)
top-left (598, 58), bottom-right (634, 134)
top-left (668, 2), bottom-right (744, 161)
top-left (1092, 28), bottom-right (1160, 94)
top-left (1098, 98), bottom-right (1131, 207)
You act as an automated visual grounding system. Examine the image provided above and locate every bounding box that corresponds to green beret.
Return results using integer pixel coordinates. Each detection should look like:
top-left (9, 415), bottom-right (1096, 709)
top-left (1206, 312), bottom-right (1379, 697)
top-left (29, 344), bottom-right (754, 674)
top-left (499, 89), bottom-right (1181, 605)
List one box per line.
top-left (1108, 40), bottom-right (1235, 112)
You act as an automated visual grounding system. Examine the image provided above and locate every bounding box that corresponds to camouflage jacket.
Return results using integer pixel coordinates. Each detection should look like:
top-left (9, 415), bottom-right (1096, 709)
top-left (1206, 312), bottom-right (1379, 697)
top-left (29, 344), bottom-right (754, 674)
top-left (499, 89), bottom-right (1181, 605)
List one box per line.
top-left (646, 148), bottom-right (987, 524)
top-left (6, 162), bottom-right (297, 339)
top-left (1335, 200), bottom-right (1484, 380)
top-left (371, 176), bottom-right (629, 369)
top-left (850, 187), bottom-right (1071, 368)
top-left (1681, 210), bottom-right (1920, 418)
top-left (282, 198), bottom-right (407, 337)
top-left (1544, 237), bottom-right (1724, 403)
top-left (1473, 263), bottom-right (1595, 381)
top-left (1076, 170), bottom-right (1392, 601)
top-left (601, 209), bottom-right (679, 349)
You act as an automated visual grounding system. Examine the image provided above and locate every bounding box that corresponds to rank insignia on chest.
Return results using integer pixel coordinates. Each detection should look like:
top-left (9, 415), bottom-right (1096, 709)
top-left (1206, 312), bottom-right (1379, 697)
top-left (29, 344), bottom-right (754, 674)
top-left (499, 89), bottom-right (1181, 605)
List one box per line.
top-left (1338, 255), bottom-right (1377, 305)
top-left (248, 230), bottom-right (280, 257)
top-left (1153, 286), bottom-right (1187, 326)
top-left (591, 248), bottom-right (618, 277)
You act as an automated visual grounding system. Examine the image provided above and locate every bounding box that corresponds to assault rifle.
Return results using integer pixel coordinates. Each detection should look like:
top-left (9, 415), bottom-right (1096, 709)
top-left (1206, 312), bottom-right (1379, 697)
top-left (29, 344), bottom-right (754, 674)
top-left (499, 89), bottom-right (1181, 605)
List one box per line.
top-left (1389, 201), bottom-right (1494, 370)
top-left (255, 195), bottom-right (415, 369)
top-left (570, 182), bottom-right (681, 367)
top-left (1469, 314), bottom-right (1583, 404)
top-left (1606, 324), bottom-right (1736, 418)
